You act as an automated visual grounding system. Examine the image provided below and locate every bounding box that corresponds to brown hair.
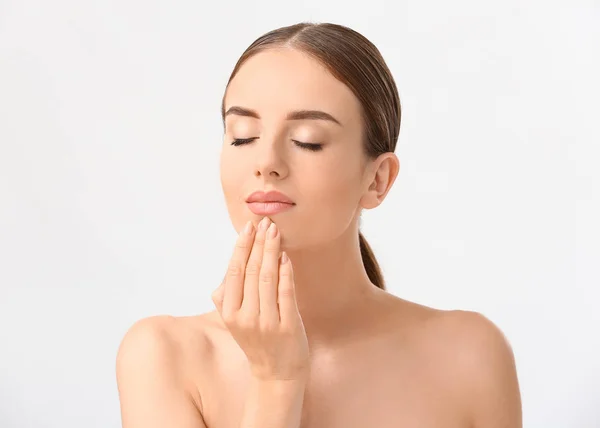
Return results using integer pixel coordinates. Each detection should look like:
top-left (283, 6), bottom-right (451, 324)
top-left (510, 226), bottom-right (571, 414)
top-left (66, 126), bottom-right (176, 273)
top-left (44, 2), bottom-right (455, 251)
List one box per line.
top-left (220, 22), bottom-right (401, 290)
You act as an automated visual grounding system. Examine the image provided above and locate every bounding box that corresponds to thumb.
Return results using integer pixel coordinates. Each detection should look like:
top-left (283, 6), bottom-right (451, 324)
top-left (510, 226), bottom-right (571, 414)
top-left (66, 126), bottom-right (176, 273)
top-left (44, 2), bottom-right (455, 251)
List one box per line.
top-left (211, 280), bottom-right (225, 313)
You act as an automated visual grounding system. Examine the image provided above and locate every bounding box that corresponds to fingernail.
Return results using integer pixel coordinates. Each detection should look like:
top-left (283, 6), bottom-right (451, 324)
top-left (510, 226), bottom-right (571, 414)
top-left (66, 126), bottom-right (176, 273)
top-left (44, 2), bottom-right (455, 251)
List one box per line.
top-left (267, 222), bottom-right (277, 239)
top-left (244, 220), bottom-right (253, 235)
top-left (281, 251), bottom-right (289, 263)
top-left (259, 217), bottom-right (270, 231)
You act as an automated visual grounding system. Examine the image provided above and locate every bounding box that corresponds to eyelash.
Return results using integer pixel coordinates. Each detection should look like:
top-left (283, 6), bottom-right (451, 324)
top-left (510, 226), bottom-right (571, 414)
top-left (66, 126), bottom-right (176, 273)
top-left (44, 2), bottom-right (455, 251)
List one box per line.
top-left (230, 138), bottom-right (323, 152)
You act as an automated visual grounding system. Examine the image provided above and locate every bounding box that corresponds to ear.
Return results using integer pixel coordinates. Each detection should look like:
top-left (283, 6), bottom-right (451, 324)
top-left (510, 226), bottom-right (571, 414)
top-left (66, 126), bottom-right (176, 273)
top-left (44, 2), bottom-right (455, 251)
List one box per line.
top-left (359, 152), bottom-right (400, 210)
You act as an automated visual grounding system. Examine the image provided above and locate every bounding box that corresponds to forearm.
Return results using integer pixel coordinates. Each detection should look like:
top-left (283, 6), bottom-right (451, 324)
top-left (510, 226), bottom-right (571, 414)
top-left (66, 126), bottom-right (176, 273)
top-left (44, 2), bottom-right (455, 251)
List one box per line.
top-left (239, 377), bottom-right (307, 428)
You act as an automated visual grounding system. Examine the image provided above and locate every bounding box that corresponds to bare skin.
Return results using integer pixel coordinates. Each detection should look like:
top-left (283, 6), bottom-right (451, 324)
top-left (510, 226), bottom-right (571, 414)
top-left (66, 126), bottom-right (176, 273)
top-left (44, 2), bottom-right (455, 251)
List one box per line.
top-left (116, 46), bottom-right (522, 427)
top-left (117, 297), bottom-right (521, 428)
top-left (189, 297), bottom-right (469, 428)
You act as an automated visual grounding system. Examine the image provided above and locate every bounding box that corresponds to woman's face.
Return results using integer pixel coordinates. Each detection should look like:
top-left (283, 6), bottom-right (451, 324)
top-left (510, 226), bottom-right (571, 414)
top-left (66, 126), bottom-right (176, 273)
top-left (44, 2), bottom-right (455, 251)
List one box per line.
top-left (220, 47), bottom-right (373, 251)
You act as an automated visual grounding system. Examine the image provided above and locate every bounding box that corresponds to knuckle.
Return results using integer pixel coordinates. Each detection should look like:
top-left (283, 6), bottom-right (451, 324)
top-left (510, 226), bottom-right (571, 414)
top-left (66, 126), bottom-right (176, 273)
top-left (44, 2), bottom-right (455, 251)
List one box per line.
top-left (264, 245), bottom-right (279, 255)
top-left (259, 317), bottom-right (279, 333)
top-left (259, 272), bottom-right (274, 284)
top-left (245, 261), bottom-right (261, 276)
top-left (234, 240), bottom-right (251, 250)
top-left (237, 313), bottom-right (257, 330)
top-left (227, 263), bottom-right (243, 277)
top-left (279, 285), bottom-right (295, 298)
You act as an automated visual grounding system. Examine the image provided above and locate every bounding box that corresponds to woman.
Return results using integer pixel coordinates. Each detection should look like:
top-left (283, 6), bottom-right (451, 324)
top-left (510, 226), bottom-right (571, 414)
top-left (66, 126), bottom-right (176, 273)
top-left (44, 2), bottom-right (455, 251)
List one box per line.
top-left (116, 22), bottom-right (522, 428)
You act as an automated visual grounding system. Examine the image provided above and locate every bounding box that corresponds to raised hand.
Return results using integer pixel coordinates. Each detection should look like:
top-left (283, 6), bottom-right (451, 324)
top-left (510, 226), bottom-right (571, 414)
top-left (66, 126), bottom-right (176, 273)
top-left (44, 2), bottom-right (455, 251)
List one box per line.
top-left (212, 217), bottom-right (310, 381)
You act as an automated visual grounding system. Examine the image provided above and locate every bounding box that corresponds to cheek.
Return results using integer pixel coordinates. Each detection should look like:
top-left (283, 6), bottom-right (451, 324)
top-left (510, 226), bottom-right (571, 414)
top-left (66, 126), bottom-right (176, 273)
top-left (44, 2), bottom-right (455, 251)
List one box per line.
top-left (220, 151), bottom-right (247, 223)
top-left (220, 149), bottom-right (245, 191)
top-left (321, 174), bottom-right (362, 220)
top-left (308, 153), bottom-right (363, 206)
top-left (296, 160), bottom-right (363, 241)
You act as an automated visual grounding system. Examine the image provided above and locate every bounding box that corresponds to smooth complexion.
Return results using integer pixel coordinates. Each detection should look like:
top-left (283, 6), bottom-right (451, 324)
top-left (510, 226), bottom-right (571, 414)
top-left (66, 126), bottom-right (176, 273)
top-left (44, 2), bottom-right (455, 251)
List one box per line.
top-left (219, 47), bottom-right (398, 346)
top-left (116, 46), bottom-right (522, 428)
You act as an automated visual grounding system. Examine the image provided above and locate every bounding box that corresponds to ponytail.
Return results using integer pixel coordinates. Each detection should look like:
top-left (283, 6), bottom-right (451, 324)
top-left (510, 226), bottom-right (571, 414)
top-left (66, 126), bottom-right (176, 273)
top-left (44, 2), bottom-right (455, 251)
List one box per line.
top-left (358, 231), bottom-right (385, 290)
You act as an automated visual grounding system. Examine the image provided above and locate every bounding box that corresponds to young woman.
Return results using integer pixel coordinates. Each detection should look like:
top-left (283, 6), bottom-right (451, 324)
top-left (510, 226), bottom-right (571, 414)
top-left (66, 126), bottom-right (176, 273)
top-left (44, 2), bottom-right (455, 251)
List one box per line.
top-left (116, 22), bottom-right (522, 428)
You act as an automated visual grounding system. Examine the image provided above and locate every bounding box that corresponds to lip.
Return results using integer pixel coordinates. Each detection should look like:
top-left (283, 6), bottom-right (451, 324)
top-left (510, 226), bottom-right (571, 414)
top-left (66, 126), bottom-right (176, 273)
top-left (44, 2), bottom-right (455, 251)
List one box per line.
top-left (246, 190), bottom-right (295, 204)
top-left (247, 201), bottom-right (295, 215)
top-left (246, 190), bottom-right (295, 216)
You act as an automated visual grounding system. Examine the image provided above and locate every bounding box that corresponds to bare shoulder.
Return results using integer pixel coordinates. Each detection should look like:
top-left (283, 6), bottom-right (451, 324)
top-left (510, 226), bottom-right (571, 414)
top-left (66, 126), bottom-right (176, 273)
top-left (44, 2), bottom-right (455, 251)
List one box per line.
top-left (426, 309), bottom-right (519, 381)
top-left (415, 308), bottom-right (522, 427)
top-left (381, 296), bottom-right (521, 426)
top-left (116, 315), bottom-right (213, 428)
top-left (115, 314), bottom-right (201, 398)
top-left (419, 308), bottom-right (515, 353)
top-left (116, 315), bottom-right (197, 367)
top-left (116, 315), bottom-right (182, 374)
top-left (115, 313), bottom-right (221, 427)
top-left (380, 293), bottom-right (516, 362)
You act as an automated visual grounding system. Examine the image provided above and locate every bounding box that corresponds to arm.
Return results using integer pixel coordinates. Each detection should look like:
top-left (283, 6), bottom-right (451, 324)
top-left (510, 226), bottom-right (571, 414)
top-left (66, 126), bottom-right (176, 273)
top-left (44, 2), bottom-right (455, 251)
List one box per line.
top-left (239, 377), bottom-right (307, 428)
top-left (116, 316), bottom-right (207, 428)
top-left (454, 311), bottom-right (523, 428)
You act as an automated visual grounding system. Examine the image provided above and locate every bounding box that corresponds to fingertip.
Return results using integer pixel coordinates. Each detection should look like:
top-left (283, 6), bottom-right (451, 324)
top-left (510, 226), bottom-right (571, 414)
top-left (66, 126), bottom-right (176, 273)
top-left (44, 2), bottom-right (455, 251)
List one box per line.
top-left (243, 220), bottom-right (254, 236)
top-left (281, 252), bottom-right (292, 273)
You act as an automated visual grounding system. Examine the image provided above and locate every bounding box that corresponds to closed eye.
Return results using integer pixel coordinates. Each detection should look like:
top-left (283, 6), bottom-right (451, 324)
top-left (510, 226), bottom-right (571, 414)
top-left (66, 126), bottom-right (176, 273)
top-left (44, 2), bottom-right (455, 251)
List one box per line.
top-left (230, 138), bottom-right (323, 152)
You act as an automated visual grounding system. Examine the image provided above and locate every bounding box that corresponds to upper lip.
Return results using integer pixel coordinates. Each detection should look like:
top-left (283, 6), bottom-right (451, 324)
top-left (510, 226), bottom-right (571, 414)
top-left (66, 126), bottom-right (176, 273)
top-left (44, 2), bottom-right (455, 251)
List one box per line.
top-left (246, 190), bottom-right (295, 204)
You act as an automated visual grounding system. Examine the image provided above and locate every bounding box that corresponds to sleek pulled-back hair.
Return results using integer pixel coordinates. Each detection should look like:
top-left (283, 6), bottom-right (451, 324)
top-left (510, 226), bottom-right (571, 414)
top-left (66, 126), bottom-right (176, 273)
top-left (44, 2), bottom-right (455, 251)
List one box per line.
top-left (221, 22), bottom-right (402, 290)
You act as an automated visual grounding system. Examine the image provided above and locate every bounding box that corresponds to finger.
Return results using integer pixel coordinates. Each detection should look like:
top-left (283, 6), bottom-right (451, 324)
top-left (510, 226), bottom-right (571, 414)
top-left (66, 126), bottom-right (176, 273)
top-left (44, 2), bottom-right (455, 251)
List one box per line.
top-left (258, 222), bottom-right (281, 324)
top-left (222, 221), bottom-right (255, 317)
top-left (278, 251), bottom-right (298, 328)
top-left (241, 217), bottom-right (270, 314)
top-left (211, 281), bottom-right (225, 314)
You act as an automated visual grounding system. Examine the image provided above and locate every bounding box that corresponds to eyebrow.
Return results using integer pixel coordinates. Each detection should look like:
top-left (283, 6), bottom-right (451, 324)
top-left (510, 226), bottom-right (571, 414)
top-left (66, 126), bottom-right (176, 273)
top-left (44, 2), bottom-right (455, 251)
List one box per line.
top-left (224, 106), bottom-right (342, 126)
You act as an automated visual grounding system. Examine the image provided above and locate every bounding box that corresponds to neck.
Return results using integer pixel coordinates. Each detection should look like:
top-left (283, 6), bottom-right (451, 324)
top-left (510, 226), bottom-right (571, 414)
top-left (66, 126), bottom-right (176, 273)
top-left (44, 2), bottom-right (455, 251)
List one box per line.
top-left (285, 224), bottom-right (381, 348)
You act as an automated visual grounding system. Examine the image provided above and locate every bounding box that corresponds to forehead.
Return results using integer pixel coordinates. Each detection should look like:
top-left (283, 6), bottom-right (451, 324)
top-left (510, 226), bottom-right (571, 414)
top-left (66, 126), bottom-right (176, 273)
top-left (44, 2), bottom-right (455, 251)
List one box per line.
top-left (224, 48), bottom-right (361, 125)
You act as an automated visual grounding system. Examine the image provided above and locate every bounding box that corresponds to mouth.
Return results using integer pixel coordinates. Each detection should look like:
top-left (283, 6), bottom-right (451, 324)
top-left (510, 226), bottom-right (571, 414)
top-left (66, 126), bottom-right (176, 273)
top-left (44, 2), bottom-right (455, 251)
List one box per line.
top-left (246, 201), bottom-right (295, 216)
top-left (246, 190), bottom-right (295, 204)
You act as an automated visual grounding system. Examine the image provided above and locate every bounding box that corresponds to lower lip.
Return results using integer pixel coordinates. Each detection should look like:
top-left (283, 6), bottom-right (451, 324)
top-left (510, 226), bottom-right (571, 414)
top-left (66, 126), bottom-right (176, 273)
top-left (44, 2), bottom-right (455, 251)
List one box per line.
top-left (247, 202), bottom-right (295, 215)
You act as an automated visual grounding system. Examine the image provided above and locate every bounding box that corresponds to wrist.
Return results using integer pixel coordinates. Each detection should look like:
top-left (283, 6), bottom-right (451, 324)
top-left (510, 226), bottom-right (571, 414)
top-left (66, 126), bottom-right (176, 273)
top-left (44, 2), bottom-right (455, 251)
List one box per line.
top-left (251, 375), bottom-right (308, 394)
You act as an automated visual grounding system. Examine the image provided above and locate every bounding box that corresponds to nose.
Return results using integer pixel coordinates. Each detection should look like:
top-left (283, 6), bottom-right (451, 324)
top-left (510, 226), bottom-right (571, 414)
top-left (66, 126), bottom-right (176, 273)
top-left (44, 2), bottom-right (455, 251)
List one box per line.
top-left (254, 139), bottom-right (289, 180)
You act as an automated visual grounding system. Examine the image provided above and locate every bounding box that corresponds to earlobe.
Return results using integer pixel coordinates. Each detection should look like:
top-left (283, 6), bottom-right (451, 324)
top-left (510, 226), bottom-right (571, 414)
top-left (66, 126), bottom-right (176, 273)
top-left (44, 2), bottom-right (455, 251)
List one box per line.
top-left (359, 192), bottom-right (379, 210)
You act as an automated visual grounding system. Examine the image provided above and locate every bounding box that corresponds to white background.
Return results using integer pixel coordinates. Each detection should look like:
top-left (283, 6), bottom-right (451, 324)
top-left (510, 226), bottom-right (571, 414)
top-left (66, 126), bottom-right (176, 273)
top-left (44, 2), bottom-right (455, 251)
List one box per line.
top-left (1, 1), bottom-right (598, 427)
